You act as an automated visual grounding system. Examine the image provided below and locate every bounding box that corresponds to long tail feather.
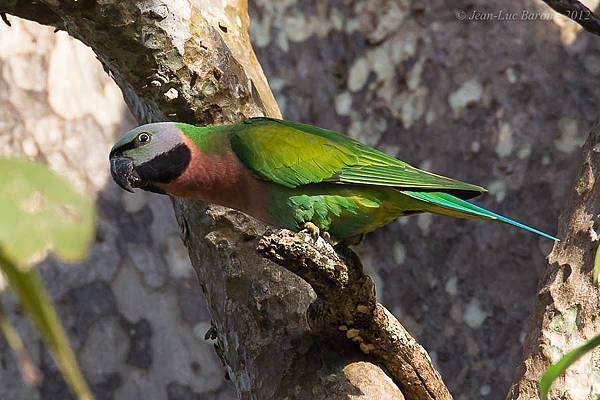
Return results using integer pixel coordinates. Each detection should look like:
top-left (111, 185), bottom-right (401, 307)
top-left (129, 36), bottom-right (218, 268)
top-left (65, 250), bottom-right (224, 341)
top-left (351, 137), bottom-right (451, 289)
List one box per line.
top-left (402, 191), bottom-right (559, 241)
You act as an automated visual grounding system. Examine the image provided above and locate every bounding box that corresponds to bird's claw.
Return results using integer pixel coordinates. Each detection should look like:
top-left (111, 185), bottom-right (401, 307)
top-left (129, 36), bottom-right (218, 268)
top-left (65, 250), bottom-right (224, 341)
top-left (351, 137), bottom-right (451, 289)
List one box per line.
top-left (301, 222), bottom-right (336, 246)
top-left (303, 222), bottom-right (321, 242)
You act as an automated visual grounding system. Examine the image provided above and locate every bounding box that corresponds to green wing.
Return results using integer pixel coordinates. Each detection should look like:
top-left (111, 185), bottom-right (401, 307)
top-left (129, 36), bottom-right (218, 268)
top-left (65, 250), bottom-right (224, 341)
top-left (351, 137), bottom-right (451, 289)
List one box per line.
top-left (230, 118), bottom-right (486, 197)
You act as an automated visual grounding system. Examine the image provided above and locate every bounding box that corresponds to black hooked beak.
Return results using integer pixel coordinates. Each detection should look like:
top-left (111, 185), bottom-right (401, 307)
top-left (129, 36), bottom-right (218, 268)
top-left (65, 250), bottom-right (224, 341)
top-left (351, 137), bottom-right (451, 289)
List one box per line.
top-left (110, 156), bottom-right (142, 193)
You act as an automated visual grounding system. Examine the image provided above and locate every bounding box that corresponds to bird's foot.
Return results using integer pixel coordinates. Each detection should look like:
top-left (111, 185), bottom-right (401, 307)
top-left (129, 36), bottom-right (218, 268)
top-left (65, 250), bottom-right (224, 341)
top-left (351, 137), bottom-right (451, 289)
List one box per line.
top-left (303, 222), bottom-right (321, 242)
top-left (301, 222), bottom-right (337, 249)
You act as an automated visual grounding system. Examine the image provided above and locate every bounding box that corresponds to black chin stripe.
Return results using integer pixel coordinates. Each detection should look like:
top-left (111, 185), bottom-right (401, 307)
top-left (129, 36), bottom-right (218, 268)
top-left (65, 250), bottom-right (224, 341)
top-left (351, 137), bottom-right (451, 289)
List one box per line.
top-left (136, 143), bottom-right (191, 184)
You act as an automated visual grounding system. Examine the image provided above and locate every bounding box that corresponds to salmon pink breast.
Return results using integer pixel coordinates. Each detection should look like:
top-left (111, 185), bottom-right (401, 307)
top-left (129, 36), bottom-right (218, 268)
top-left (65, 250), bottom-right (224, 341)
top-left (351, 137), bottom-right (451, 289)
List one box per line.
top-left (165, 134), bottom-right (271, 223)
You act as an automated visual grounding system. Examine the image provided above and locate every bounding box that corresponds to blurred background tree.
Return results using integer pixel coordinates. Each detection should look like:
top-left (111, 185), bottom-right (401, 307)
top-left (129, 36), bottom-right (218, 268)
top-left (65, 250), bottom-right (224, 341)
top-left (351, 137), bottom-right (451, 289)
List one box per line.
top-left (0, 0), bottom-right (599, 399)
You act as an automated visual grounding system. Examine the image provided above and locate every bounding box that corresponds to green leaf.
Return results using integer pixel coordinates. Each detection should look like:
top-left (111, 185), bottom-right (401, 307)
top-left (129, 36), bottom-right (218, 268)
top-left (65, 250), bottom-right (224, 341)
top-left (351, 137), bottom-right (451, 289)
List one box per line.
top-left (539, 333), bottom-right (600, 400)
top-left (0, 158), bottom-right (95, 269)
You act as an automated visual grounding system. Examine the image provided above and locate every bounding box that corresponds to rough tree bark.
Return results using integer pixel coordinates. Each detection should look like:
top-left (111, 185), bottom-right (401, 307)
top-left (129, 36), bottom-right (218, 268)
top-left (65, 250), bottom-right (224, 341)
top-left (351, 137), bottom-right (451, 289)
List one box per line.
top-left (0, 1), bottom-right (449, 399)
top-left (507, 124), bottom-right (600, 399)
top-left (501, 5), bottom-right (600, 399)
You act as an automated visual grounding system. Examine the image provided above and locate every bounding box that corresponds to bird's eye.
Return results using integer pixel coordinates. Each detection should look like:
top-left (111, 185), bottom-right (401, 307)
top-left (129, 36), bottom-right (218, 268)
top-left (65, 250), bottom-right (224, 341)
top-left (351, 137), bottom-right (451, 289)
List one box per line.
top-left (137, 132), bottom-right (151, 144)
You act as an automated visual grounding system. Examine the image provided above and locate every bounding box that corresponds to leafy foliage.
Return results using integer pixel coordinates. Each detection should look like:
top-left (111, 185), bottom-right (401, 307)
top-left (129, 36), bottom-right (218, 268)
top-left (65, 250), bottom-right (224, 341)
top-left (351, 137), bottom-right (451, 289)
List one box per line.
top-left (0, 158), bottom-right (95, 400)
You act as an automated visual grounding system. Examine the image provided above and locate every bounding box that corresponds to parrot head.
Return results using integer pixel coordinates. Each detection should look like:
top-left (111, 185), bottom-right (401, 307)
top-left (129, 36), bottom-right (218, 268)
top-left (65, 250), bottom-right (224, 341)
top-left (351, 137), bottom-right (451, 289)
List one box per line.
top-left (109, 122), bottom-right (191, 194)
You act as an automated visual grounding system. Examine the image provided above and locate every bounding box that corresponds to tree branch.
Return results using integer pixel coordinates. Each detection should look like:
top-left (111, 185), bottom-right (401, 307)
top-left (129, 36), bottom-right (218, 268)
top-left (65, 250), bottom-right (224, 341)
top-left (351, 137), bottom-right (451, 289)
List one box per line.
top-left (541, 0), bottom-right (600, 36)
top-left (0, 1), bottom-right (60, 27)
top-left (507, 123), bottom-right (600, 399)
top-left (258, 230), bottom-right (452, 400)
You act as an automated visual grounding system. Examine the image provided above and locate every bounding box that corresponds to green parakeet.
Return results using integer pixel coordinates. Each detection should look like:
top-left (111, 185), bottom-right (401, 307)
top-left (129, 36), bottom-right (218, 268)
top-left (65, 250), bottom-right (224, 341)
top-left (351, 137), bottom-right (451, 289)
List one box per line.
top-left (109, 117), bottom-right (557, 241)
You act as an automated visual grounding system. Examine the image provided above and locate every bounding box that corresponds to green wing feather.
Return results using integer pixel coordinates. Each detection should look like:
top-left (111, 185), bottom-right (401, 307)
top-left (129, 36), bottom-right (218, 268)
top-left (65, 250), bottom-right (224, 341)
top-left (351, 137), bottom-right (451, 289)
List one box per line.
top-left (230, 118), bottom-right (485, 197)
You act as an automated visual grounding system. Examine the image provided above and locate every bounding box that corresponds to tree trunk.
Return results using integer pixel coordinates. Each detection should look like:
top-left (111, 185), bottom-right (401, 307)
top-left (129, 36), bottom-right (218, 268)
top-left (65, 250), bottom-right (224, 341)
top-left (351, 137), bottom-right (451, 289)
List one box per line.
top-left (507, 123), bottom-right (600, 399)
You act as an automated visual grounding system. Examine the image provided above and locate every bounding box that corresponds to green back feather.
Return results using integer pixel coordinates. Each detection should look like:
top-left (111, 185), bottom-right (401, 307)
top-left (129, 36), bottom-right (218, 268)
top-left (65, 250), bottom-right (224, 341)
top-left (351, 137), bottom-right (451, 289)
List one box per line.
top-left (230, 118), bottom-right (486, 197)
